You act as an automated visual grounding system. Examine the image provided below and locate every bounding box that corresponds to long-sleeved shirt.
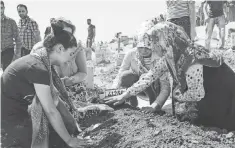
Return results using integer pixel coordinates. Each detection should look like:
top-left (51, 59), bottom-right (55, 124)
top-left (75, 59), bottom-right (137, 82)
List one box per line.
top-left (18, 16), bottom-right (41, 50)
top-left (112, 49), bottom-right (171, 105)
top-left (112, 49), bottom-right (170, 88)
top-left (1, 15), bottom-right (22, 54)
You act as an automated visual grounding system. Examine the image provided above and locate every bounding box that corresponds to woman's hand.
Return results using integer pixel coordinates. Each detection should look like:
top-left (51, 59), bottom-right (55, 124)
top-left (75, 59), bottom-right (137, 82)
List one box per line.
top-left (67, 137), bottom-right (91, 148)
top-left (172, 87), bottom-right (182, 102)
top-left (141, 102), bottom-right (161, 113)
top-left (141, 106), bottom-right (156, 113)
top-left (62, 76), bottom-right (75, 86)
top-left (104, 93), bottom-right (128, 106)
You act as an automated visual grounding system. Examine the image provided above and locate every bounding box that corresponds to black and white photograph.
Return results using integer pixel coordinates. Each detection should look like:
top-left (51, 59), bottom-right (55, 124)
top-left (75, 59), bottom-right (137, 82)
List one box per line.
top-left (1, 0), bottom-right (235, 147)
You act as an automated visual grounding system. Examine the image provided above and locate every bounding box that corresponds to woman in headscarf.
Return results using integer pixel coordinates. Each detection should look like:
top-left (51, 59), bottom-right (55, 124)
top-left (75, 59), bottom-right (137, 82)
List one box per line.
top-left (110, 16), bottom-right (171, 113)
top-left (105, 21), bottom-right (235, 130)
top-left (1, 19), bottom-right (89, 148)
top-left (111, 32), bottom-right (171, 112)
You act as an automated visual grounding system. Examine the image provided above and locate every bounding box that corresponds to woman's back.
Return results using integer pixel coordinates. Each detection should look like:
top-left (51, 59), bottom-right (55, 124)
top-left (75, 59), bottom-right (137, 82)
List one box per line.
top-left (1, 55), bottom-right (50, 103)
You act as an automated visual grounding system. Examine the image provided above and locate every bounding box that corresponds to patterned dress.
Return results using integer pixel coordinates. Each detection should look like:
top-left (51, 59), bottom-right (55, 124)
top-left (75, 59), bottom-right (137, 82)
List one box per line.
top-left (127, 22), bottom-right (235, 102)
top-left (130, 21), bottom-right (235, 129)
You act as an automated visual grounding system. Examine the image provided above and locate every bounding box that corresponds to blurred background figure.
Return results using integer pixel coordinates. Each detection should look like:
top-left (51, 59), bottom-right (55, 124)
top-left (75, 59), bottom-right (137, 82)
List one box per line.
top-left (203, 0), bottom-right (228, 50)
top-left (226, 0), bottom-right (235, 22)
top-left (1, 1), bottom-right (22, 71)
top-left (86, 18), bottom-right (96, 61)
top-left (166, 0), bottom-right (197, 40)
top-left (17, 4), bottom-right (41, 56)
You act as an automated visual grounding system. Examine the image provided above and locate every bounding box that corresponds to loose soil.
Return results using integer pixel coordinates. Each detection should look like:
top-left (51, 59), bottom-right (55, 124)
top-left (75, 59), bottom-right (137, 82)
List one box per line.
top-left (80, 105), bottom-right (235, 148)
top-left (78, 62), bottom-right (235, 148)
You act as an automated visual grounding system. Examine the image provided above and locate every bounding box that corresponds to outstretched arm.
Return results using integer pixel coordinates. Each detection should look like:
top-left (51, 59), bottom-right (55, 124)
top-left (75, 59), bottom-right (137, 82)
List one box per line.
top-left (69, 50), bottom-right (88, 84)
top-left (125, 57), bottom-right (168, 97)
top-left (104, 57), bottom-right (169, 106)
top-left (34, 84), bottom-right (72, 143)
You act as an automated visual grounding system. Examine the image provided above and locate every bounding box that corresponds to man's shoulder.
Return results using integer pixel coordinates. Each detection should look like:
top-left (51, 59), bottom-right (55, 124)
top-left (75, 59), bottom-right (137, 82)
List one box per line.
top-left (91, 24), bottom-right (95, 28)
top-left (4, 16), bottom-right (17, 23)
top-left (28, 17), bottom-right (38, 24)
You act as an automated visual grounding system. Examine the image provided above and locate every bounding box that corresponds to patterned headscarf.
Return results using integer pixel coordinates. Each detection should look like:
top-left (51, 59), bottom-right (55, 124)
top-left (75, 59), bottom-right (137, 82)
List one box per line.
top-left (135, 18), bottom-right (167, 75)
top-left (136, 33), bottom-right (152, 49)
top-left (137, 21), bottom-right (223, 94)
top-left (135, 14), bottom-right (167, 49)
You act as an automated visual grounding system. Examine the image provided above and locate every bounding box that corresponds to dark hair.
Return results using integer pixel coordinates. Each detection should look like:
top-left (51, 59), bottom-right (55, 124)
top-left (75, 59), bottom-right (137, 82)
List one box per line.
top-left (87, 19), bottom-right (91, 21)
top-left (44, 27), bottom-right (52, 38)
top-left (50, 18), bottom-right (76, 34)
top-left (1, 1), bottom-right (4, 7)
top-left (17, 4), bottom-right (28, 12)
top-left (43, 31), bottom-right (77, 52)
top-left (43, 17), bottom-right (77, 51)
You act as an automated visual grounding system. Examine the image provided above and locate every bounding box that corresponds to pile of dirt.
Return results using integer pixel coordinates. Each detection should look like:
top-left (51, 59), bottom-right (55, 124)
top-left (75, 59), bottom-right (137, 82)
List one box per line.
top-left (86, 60), bottom-right (235, 148)
top-left (80, 105), bottom-right (235, 148)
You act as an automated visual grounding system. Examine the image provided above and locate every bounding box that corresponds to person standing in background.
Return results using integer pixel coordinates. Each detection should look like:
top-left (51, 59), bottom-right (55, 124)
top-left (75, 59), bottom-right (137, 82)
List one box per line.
top-left (203, 0), bottom-right (228, 50)
top-left (226, 1), bottom-right (235, 22)
top-left (200, 1), bottom-right (206, 26)
top-left (166, 0), bottom-right (197, 40)
top-left (86, 19), bottom-right (96, 60)
top-left (1, 1), bottom-right (22, 70)
top-left (17, 4), bottom-right (41, 56)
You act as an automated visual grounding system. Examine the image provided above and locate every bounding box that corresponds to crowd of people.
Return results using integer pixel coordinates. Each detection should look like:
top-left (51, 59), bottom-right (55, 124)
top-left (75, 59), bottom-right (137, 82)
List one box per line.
top-left (1, 0), bottom-right (235, 148)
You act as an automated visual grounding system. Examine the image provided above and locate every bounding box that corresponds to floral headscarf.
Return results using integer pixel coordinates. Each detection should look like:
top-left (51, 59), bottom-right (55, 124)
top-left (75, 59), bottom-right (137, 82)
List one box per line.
top-left (134, 15), bottom-right (169, 75)
top-left (126, 21), bottom-right (224, 99)
top-left (147, 22), bottom-right (223, 93)
top-left (136, 33), bottom-right (152, 50)
top-left (135, 14), bottom-right (167, 48)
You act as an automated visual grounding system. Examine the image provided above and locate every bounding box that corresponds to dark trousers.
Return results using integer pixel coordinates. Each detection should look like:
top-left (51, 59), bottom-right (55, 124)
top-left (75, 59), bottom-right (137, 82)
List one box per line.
top-left (118, 71), bottom-right (161, 107)
top-left (168, 16), bottom-right (191, 39)
top-left (21, 47), bottom-right (31, 57)
top-left (1, 93), bottom-right (79, 148)
top-left (1, 94), bottom-right (32, 148)
top-left (1, 48), bottom-right (15, 71)
top-left (196, 63), bottom-right (235, 130)
top-left (86, 38), bottom-right (92, 48)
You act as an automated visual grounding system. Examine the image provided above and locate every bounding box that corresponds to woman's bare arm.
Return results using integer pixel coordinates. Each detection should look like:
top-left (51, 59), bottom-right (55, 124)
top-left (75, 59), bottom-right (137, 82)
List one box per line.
top-left (34, 84), bottom-right (71, 143)
top-left (69, 50), bottom-right (87, 84)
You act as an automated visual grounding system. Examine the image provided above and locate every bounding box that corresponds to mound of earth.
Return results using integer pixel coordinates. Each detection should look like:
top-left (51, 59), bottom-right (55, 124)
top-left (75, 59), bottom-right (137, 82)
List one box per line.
top-left (79, 105), bottom-right (235, 148)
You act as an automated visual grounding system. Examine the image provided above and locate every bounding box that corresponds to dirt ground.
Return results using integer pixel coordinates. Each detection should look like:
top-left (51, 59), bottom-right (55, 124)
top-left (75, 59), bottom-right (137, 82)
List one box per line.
top-left (80, 106), bottom-right (235, 148)
top-left (76, 62), bottom-right (235, 148)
